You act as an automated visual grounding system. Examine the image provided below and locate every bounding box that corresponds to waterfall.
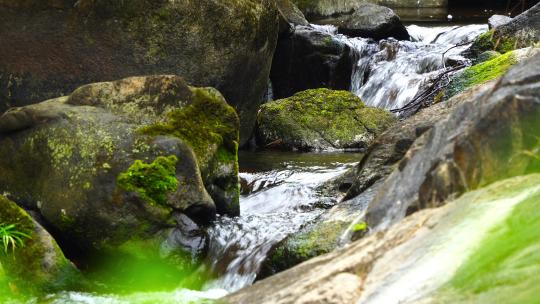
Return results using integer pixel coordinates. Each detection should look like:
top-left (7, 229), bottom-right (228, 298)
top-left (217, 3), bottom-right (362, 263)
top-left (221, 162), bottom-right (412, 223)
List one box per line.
top-left (310, 24), bottom-right (488, 110)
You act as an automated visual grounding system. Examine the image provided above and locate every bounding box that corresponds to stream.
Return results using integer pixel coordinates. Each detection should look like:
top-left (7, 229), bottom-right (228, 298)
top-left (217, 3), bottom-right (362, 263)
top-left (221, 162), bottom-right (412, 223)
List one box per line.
top-left (21, 22), bottom-right (488, 304)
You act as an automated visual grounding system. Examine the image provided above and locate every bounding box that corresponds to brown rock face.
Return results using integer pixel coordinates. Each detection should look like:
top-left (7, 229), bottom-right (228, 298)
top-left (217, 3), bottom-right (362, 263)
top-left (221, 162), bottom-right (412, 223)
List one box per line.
top-left (0, 0), bottom-right (279, 145)
top-left (366, 53), bottom-right (540, 230)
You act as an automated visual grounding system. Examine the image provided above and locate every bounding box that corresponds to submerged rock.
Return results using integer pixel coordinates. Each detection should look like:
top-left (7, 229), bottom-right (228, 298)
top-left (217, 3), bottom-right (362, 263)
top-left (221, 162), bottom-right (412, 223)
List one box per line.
top-left (0, 0), bottom-right (279, 145)
top-left (0, 196), bottom-right (80, 294)
top-left (331, 3), bottom-right (410, 40)
top-left (256, 88), bottom-right (396, 151)
top-left (226, 174), bottom-right (540, 303)
top-left (270, 26), bottom-right (355, 99)
top-left (0, 76), bottom-right (239, 260)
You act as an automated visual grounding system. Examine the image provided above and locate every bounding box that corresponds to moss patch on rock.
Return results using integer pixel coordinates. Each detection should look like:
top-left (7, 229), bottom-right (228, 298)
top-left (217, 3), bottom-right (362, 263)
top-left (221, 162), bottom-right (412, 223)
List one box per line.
top-left (262, 220), bottom-right (350, 277)
top-left (0, 196), bottom-right (80, 294)
top-left (257, 88), bottom-right (396, 151)
top-left (447, 51), bottom-right (518, 98)
top-left (117, 155), bottom-right (179, 207)
top-left (140, 87), bottom-right (241, 214)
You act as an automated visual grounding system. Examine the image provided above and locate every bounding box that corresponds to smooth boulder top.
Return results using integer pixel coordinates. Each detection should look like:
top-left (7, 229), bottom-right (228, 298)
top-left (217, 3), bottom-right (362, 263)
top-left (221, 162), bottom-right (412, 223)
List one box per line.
top-left (292, 0), bottom-right (447, 18)
top-left (334, 3), bottom-right (410, 40)
top-left (0, 0), bottom-right (279, 146)
top-left (488, 14), bottom-right (512, 29)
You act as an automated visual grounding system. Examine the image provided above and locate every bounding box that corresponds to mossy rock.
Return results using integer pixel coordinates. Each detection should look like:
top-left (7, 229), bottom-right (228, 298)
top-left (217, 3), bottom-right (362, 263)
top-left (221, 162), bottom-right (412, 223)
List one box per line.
top-left (256, 88), bottom-right (397, 151)
top-left (468, 5), bottom-right (540, 58)
top-left (447, 48), bottom-right (539, 98)
top-left (0, 0), bottom-right (279, 145)
top-left (260, 220), bottom-right (350, 278)
top-left (139, 87), bottom-right (241, 215)
top-left (0, 75), bottom-right (238, 262)
top-left (0, 196), bottom-right (80, 295)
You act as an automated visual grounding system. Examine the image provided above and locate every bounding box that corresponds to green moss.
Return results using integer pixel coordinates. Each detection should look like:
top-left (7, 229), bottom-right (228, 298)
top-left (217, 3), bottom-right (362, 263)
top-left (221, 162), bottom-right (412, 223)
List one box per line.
top-left (140, 87), bottom-right (239, 168)
top-left (268, 220), bottom-right (350, 273)
top-left (470, 29), bottom-right (520, 57)
top-left (117, 155), bottom-right (179, 207)
top-left (139, 87), bottom-right (241, 214)
top-left (441, 190), bottom-right (540, 303)
top-left (258, 88), bottom-right (396, 150)
top-left (0, 196), bottom-right (80, 294)
top-left (447, 51), bottom-right (517, 98)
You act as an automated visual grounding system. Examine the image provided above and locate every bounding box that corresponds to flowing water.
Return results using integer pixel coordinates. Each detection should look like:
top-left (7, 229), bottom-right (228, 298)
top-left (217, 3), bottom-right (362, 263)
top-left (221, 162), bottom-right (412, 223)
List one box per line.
top-left (36, 152), bottom-right (362, 303)
top-left (8, 22), bottom-right (491, 304)
top-left (312, 23), bottom-right (488, 110)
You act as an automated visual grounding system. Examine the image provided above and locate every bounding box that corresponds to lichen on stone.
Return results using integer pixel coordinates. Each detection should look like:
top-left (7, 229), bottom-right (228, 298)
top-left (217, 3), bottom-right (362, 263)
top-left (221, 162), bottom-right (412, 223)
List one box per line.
top-left (117, 155), bottom-right (179, 207)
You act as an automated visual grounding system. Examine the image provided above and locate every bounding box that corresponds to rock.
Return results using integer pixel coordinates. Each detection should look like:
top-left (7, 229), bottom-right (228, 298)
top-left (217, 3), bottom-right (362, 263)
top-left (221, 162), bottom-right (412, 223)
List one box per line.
top-left (292, 0), bottom-right (447, 18)
top-left (0, 196), bottom-right (80, 293)
top-left (474, 50), bottom-right (501, 64)
top-left (468, 3), bottom-right (539, 56)
top-left (261, 80), bottom-right (494, 276)
top-left (225, 174), bottom-right (540, 304)
top-left (270, 26), bottom-right (355, 99)
top-left (0, 76), bottom-right (240, 259)
top-left (0, 0), bottom-right (279, 145)
top-left (275, 0), bottom-right (309, 36)
top-left (256, 88), bottom-right (396, 151)
top-left (488, 14), bottom-right (512, 29)
top-left (447, 47), bottom-right (539, 98)
top-left (332, 3), bottom-right (410, 40)
top-left (365, 53), bottom-right (540, 231)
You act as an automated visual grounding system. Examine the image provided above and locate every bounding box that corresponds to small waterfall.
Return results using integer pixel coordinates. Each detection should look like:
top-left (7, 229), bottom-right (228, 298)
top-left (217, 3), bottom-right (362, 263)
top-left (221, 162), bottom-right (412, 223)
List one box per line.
top-left (202, 152), bottom-right (360, 293)
top-left (308, 24), bottom-right (488, 110)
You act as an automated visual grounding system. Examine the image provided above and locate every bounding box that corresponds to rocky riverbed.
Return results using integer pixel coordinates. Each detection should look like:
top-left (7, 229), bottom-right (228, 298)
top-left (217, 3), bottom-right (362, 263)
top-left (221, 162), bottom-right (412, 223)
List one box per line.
top-left (1, 0), bottom-right (539, 303)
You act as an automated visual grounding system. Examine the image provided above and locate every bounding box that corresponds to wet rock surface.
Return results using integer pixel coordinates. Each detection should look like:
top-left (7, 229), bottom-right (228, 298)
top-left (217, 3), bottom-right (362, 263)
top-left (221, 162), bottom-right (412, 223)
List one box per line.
top-left (226, 174), bottom-right (540, 304)
top-left (270, 26), bottom-right (355, 99)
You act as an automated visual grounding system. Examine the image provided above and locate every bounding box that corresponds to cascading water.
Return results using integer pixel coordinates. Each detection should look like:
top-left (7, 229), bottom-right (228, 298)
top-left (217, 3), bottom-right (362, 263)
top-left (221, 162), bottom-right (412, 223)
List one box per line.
top-left (313, 23), bottom-right (488, 110)
top-left (202, 152), bottom-right (361, 293)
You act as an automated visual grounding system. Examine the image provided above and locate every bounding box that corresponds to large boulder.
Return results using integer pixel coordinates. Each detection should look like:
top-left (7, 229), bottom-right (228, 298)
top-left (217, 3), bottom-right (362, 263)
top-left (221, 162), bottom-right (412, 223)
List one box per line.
top-left (275, 0), bottom-right (310, 36)
top-left (330, 3), bottom-right (410, 40)
top-left (0, 196), bottom-right (80, 294)
top-left (468, 3), bottom-right (540, 56)
top-left (256, 88), bottom-right (396, 151)
top-left (225, 174), bottom-right (540, 304)
top-left (292, 0), bottom-right (447, 18)
top-left (365, 53), bottom-right (540, 231)
top-left (0, 76), bottom-right (240, 258)
top-left (270, 26), bottom-right (355, 99)
top-left (0, 0), bottom-right (279, 145)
